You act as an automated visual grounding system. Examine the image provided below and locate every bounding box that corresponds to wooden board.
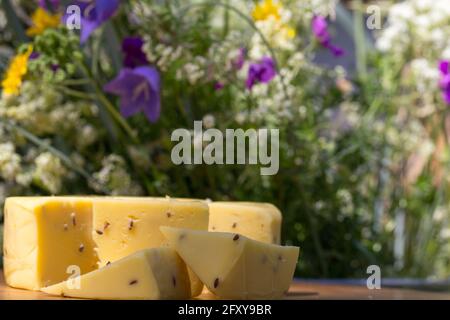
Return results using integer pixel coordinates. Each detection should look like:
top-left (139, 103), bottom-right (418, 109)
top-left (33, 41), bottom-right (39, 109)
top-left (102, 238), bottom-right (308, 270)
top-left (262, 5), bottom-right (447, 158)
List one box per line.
top-left (1, 272), bottom-right (449, 300)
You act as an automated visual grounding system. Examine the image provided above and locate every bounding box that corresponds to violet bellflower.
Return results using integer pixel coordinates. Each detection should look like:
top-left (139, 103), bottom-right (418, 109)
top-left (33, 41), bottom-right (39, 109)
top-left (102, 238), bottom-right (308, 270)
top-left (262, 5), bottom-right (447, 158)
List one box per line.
top-left (104, 66), bottom-right (161, 123)
top-left (122, 37), bottom-right (149, 68)
top-left (439, 60), bottom-right (450, 105)
top-left (311, 15), bottom-right (344, 57)
top-left (63, 0), bottom-right (120, 43)
top-left (246, 56), bottom-right (277, 90)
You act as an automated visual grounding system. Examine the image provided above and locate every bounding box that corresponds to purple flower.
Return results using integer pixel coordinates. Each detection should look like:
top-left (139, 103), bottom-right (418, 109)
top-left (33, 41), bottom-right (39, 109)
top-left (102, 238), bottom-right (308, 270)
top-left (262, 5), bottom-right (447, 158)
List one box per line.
top-left (439, 60), bottom-right (450, 104)
top-left (104, 66), bottom-right (161, 123)
top-left (38, 0), bottom-right (60, 11)
top-left (122, 37), bottom-right (149, 68)
top-left (312, 15), bottom-right (344, 57)
top-left (63, 0), bottom-right (120, 43)
top-left (246, 56), bottom-right (277, 90)
top-left (29, 51), bottom-right (40, 60)
top-left (214, 81), bottom-right (225, 91)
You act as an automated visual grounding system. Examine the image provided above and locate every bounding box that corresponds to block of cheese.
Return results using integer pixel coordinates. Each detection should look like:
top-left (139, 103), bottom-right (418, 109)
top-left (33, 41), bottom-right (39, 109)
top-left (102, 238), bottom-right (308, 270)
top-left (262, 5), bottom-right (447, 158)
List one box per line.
top-left (161, 227), bottom-right (299, 300)
top-left (42, 247), bottom-right (191, 300)
top-left (92, 197), bottom-right (209, 296)
top-left (3, 197), bottom-right (98, 290)
top-left (208, 202), bottom-right (282, 244)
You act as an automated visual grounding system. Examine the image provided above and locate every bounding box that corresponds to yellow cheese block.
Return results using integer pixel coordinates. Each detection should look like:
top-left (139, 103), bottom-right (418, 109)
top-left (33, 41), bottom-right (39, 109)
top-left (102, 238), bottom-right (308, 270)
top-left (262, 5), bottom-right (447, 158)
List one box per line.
top-left (208, 202), bottom-right (282, 244)
top-left (42, 247), bottom-right (191, 300)
top-left (92, 197), bottom-right (209, 296)
top-left (3, 197), bottom-right (98, 290)
top-left (161, 227), bottom-right (299, 300)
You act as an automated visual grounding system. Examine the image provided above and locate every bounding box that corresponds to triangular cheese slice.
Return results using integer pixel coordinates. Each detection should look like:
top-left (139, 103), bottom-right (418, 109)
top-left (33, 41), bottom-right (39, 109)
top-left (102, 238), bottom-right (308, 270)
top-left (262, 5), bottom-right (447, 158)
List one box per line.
top-left (41, 248), bottom-right (191, 300)
top-left (161, 227), bottom-right (299, 299)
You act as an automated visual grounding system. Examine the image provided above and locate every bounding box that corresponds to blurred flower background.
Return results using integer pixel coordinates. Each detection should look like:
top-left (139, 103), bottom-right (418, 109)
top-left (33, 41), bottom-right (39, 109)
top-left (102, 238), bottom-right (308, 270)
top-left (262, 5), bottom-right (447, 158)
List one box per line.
top-left (0, 0), bottom-right (449, 283)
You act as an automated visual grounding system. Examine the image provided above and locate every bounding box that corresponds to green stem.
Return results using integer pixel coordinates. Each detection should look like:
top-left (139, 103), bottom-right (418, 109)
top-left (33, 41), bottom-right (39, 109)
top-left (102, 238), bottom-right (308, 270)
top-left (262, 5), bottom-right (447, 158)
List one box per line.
top-left (55, 86), bottom-right (97, 100)
top-left (61, 78), bottom-right (91, 86)
top-left (77, 61), bottom-right (139, 144)
top-left (91, 30), bottom-right (102, 77)
top-left (222, 0), bottom-right (230, 38)
top-left (103, 22), bottom-right (123, 72)
top-left (96, 91), bottom-right (139, 144)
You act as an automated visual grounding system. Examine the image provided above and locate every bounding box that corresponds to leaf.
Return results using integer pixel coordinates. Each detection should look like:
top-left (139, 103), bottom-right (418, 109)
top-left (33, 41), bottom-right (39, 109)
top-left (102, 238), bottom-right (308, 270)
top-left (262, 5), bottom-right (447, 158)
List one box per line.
top-left (103, 22), bottom-right (122, 72)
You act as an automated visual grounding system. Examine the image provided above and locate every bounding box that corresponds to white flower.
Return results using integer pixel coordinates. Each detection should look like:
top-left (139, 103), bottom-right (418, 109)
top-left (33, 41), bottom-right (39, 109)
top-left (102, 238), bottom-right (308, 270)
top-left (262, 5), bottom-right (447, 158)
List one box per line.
top-left (442, 45), bottom-right (450, 59)
top-left (234, 112), bottom-right (247, 125)
top-left (16, 172), bottom-right (33, 187)
top-left (295, 0), bottom-right (338, 20)
top-left (377, 0), bottom-right (450, 56)
top-left (34, 152), bottom-right (66, 194)
top-left (143, 39), bottom-right (184, 72)
top-left (249, 19), bottom-right (296, 59)
top-left (390, 2), bottom-right (415, 21)
top-left (410, 58), bottom-right (440, 93)
top-left (415, 0), bottom-right (434, 12)
top-left (93, 155), bottom-right (143, 196)
top-left (176, 58), bottom-right (207, 85)
top-left (432, 206), bottom-right (447, 222)
top-left (0, 142), bottom-right (21, 182)
top-left (430, 29), bottom-right (445, 43)
top-left (440, 228), bottom-right (450, 240)
top-left (77, 125), bottom-right (98, 149)
top-left (202, 114), bottom-right (216, 129)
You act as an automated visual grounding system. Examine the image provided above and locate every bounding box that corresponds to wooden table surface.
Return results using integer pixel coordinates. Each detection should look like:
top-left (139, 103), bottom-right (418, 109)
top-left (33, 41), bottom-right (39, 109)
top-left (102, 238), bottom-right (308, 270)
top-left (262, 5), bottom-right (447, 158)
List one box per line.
top-left (1, 272), bottom-right (449, 300)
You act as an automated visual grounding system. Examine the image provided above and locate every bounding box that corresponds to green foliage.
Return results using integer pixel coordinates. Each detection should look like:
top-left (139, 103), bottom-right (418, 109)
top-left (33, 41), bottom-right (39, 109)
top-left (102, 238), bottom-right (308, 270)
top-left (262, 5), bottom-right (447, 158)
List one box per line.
top-left (28, 28), bottom-right (83, 83)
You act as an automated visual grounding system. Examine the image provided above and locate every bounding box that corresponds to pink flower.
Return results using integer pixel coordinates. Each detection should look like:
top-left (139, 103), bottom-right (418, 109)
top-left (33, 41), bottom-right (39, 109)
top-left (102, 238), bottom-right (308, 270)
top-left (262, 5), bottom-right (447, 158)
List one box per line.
top-left (312, 15), bottom-right (344, 57)
top-left (439, 60), bottom-right (450, 104)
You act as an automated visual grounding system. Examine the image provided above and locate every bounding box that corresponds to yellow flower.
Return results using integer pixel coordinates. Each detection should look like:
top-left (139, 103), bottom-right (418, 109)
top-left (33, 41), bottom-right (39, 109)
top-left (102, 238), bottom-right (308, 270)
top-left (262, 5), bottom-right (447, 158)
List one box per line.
top-left (252, 0), bottom-right (296, 41)
top-left (284, 26), bottom-right (296, 39)
top-left (26, 7), bottom-right (61, 37)
top-left (252, 0), bottom-right (282, 22)
top-left (1, 46), bottom-right (33, 96)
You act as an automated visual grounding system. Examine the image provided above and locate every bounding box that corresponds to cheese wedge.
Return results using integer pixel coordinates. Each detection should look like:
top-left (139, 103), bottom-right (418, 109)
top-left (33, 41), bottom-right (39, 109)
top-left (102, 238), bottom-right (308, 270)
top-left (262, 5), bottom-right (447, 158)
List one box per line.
top-left (161, 227), bottom-right (299, 300)
top-left (208, 202), bottom-right (282, 244)
top-left (3, 197), bottom-right (98, 290)
top-left (92, 197), bottom-right (209, 296)
top-left (41, 248), bottom-right (191, 300)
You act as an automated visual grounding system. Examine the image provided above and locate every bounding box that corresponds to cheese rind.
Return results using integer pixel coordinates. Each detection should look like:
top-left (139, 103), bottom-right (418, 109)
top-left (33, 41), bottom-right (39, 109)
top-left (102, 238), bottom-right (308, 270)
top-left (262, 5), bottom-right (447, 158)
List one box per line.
top-left (41, 248), bottom-right (191, 300)
top-left (92, 197), bottom-right (209, 296)
top-left (208, 202), bottom-right (282, 244)
top-left (161, 227), bottom-right (299, 300)
top-left (3, 197), bottom-right (98, 290)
